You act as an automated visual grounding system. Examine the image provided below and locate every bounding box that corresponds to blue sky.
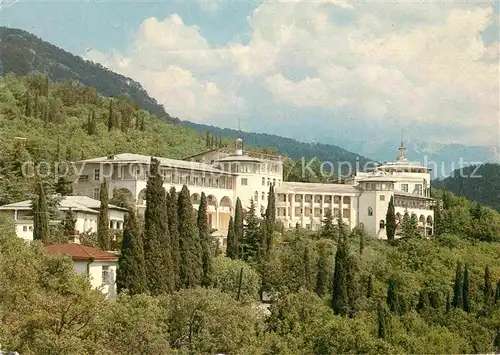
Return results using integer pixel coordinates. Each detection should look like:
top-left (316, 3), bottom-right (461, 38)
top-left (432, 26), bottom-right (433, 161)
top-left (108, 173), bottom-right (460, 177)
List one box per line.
top-left (2, 0), bottom-right (499, 149)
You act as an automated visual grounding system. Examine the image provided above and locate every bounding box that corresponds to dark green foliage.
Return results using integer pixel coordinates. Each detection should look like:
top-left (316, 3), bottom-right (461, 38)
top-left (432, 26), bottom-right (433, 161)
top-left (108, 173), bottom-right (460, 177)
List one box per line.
top-left (197, 192), bottom-right (213, 287)
top-left (32, 180), bottom-right (49, 244)
top-left (315, 239), bottom-right (331, 297)
top-left (87, 109), bottom-right (97, 135)
top-left (61, 208), bottom-right (76, 236)
top-left (416, 291), bottom-right (429, 313)
top-left (166, 187), bottom-right (181, 290)
top-left (452, 263), bottom-right (463, 309)
top-left (55, 176), bottom-right (72, 196)
top-left (97, 178), bottom-right (111, 251)
top-left (110, 188), bottom-right (133, 209)
top-left (386, 278), bottom-right (399, 314)
top-left (495, 280), bottom-right (500, 304)
top-left (377, 302), bottom-right (390, 339)
top-left (321, 208), bottom-right (336, 240)
top-left (462, 263), bottom-right (470, 312)
top-left (177, 185), bottom-right (202, 288)
top-left (367, 275), bottom-right (373, 298)
top-left (143, 158), bottom-right (174, 294)
top-left (116, 208), bottom-right (147, 295)
top-left (494, 327), bottom-right (500, 353)
top-left (402, 211), bottom-right (419, 238)
top-left (234, 198), bottom-right (244, 258)
top-left (484, 266), bottom-right (494, 304)
top-left (331, 232), bottom-right (349, 315)
top-left (107, 99), bottom-right (114, 132)
top-left (446, 290), bottom-right (451, 312)
top-left (226, 216), bottom-right (237, 259)
top-left (24, 91), bottom-right (31, 117)
top-left (242, 199), bottom-right (262, 262)
top-left (264, 183), bottom-right (276, 252)
top-left (386, 196), bottom-right (396, 241)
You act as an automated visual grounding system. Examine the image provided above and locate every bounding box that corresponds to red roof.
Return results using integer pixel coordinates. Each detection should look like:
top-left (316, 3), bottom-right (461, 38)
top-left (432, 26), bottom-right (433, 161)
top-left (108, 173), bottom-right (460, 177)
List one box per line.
top-left (43, 244), bottom-right (118, 262)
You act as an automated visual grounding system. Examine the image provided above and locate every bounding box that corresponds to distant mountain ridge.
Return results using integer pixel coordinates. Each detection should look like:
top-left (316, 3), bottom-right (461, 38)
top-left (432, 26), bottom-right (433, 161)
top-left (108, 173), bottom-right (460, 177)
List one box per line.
top-left (0, 26), bottom-right (373, 172)
top-left (0, 26), bottom-right (179, 124)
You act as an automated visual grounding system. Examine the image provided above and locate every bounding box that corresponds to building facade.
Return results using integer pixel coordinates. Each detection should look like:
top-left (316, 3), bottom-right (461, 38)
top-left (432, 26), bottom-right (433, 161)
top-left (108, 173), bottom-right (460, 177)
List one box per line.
top-left (71, 139), bottom-right (434, 245)
top-left (0, 196), bottom-right (126, 241)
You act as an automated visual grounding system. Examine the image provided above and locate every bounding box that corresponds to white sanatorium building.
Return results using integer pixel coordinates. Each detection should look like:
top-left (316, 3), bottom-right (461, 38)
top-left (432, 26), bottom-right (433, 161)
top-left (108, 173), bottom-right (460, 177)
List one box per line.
top-left (72, 138), bottom-right (435, 244)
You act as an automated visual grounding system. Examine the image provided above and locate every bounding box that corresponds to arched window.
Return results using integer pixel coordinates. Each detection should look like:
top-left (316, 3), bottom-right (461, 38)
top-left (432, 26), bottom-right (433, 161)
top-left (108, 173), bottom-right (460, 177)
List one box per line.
top-left (368, 207), bottom-right (373, 216)
top-left (379, 220), bottom-right (385, 229)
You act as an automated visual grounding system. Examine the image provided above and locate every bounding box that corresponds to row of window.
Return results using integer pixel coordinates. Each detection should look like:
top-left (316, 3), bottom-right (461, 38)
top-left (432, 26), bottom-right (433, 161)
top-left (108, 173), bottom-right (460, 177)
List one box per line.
top-left (284, 195), bottom-right (352, 204)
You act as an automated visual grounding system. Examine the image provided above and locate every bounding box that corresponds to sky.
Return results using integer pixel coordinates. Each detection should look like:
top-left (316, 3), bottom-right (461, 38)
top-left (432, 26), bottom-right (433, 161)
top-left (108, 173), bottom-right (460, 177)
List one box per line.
top-left (2, 0), bottom-right (500, 148)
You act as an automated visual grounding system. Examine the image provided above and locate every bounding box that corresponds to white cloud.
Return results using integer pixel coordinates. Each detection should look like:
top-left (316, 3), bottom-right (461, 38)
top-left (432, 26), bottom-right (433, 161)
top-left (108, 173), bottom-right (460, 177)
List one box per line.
top-left (84, 0), bottom-right (499, 146)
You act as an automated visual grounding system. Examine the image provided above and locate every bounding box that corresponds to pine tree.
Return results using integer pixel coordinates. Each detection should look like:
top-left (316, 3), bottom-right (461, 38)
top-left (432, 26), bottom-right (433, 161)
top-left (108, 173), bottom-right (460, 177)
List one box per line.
top-left (178, 185), bottom-right (202, 288)
top-left (331, 229), bottom-right (349, 315)
top-left (495, 280), bottom-right (500, 304)
top-left (62, 208), bottom-right (76, 235)
top-left (234, 197), bottom-right (244, 259)
top-left (463, 263), bottom-right (470, 312)
top-left (484, 265), bottom-right (494, 304)
top-left (197, 192), bottom-right (213, 287)
top-left (143, 158), bottom-right (174, 294)
top-left (385, 196), bottom-right (396, 241)
top-left (32, 180), bottom-right (50, 244)
top-left (166, 187), bottom-right (181, 290)
top-left (315, 240), bottom-right (330, 297)
top-left (116, 208), bottom-right (147, 295)
top-left (264, 183), bottom-right (276, 252)
top-left (205, 131), bottom-right (210, 148)
top-left (377, 301), bottom-right (390, 339)
top-left (242, 199), bottom-right (262, 262)
top-left (226, 216), bottom-right (237, 259)
top-left (452, 262), bottom-right (463, 309)
top-left (98, 178), bottom-right (111, 251)
top-left (386, 278), bottom-right (399, 314)
top-left (107, 99), bottom-right (114, 132)
top-left (321, 208), bottom-right (336, 239)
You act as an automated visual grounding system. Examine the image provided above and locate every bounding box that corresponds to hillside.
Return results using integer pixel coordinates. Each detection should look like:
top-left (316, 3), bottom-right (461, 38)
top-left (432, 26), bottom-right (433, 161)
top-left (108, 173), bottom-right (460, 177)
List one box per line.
top-left (0, 26), bottom-right (373, 172)
top-left (433, 163), bottom-right (500, 212)
top-left (0, 26), bottom-right (179, 124)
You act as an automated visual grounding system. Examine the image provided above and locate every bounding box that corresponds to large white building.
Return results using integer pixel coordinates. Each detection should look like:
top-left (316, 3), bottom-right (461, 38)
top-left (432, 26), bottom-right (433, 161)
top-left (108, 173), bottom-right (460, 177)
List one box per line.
top-left (72, 139), bottom-right (434, 245)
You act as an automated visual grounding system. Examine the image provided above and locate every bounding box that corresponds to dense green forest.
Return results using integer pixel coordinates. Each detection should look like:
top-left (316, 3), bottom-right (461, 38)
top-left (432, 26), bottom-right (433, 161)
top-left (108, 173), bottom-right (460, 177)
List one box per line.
top-left (0, 26), bottom-right (372, 174)
top-left (433, 163), bottom-right (500, 212)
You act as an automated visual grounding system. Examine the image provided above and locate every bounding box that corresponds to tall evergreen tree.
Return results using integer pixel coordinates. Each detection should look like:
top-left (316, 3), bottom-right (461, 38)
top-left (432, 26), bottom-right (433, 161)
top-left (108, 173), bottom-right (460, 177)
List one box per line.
top-left (143, 158), bottom-right (174, 294)
top-left (234, 197), bottom-right (244, 259)
top-left (226, 216), bottom-right (237, 259)
top-left (303, 244), bottom-right (312, 290)
top-left (416, 290), bottom-right (430, 313)
top-left (116, 208), bottom-right (147, 295)
top-left (24, 91), bottom-right (31, 117)
top-left (166, 187), bottom-right (181, 290)
top-left (446, 290), bottom-right (451, 313)
top-left (98, 178), bottom-right (111, 251)
top-left (205, 131), bottom-right (210, 148)
top-left (242, 199), bottom-right (261, 262)
top-left (452, 262), bottom-right (463, 309)
top-left (385, 196), bottom-right (396, 241)
top-left (321, 208), bottom-right (336, 239)
top-left (463, 263), bottom-right (470, 312)
top-left (495, 280), bottom-right (500, 304)
top-left (315, 240), bottom-right (330, 297)
top-left (377, 302), bottom-right (390, 339)
top-left (61, 208), bottom-right (76, 236)
top-left (34, 92), bottom-right (39, 119)
top-left (336, 214), bottom-right (346, 243)
top-left (367, 275), bottom-right (373, 298)
top-left (386, 278), bottom-right (399, 314)
top-left (494, 327), bottom-right (500, 354)
top-left (484, 265), bottom-right (494, 304)
top-left (107, 99), bottom-right (114, 131)
top-left (402, 211), bottom-right (419, 238)
top-left (197, 192), bottom-right (213, 287)
top-left (32, 180), bottom-right (49, 244)
top-left (331, 227), bottom-right (349, 315)
top-left (264, 183), bottom-right (276, 252)
top-left (177, 185), bottom-right (203, 288)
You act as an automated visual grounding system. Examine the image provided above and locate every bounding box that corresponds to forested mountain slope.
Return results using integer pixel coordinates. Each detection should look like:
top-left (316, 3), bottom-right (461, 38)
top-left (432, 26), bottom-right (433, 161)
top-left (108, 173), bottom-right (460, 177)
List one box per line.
top-left (0, 26), bottom-right (373, 171)
top-left (433, 164), bottom-right (500, 212)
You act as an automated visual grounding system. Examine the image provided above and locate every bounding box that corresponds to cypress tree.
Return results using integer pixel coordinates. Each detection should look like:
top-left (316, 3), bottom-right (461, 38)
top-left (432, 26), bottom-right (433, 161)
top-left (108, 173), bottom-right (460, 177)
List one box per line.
top-left (331, 231), bottom-right (349, 315)
top-left (386, 278), bottom-right (399, 314)
top-left (410, 213), bottom-right (419, 236)
top-left (446, 290), bottom-right (451, 313)
top-left (367, 275), bottom-right (373, 298)
top-left (336, 214), bottom-right (346, 243)
top-left (226, 216), bottom-right (237, 259)
top-left (495, 280), bottom-right (500, 304)
top-left (463, 263), bottom-right (470, 312)
top-left (385, 196), bottom-right (396, 241)
top-left (264, 183), bottom-right (276, 252)
top-left (452, 262), bottom-right (463, 309)
top-left (143, 158), bottom-right (174, 294)
top-left (25, 91), bottom-right (31, 117)
top-left (98, 178), bottom-right (111, 251)
top-left (197, 192), bottom-right (213, 287)
top-left (359, 229), bottom-right (364, 255)
top-left (116, 208), bottom-right (147, 295)
top-left (211, 135), bottom-right (215, 148)
top-left (34, 92), bottom-right (39, 119)
top-left (494, 327), bottom-right (500, 354)
top-left (177, 185), bottom-right (202, 288)
top-left (321, 208), bottom-right (335, 240)
top-left (32, 180), bottom-right (50, 244)
top-left (108, 99), bottom-right (114, 131)
top-left (205, 131), bottom-right (210, 148)
top-left (166, 187), bottom-right (181, 290)
top-left (315, 240), bottom-right (330, 297)
top-left (484, 265), bottom-right (494, 304)
top-left (377, 302), bottom-right (390, 339)
top-left (234, 197), bottom-right (244, 259)
top-left (416, 290), bottom-right (429, 313)
top-left (303, 244), bottom-right (312, 290)
top-left (62, 208), bottom-right (76, 236)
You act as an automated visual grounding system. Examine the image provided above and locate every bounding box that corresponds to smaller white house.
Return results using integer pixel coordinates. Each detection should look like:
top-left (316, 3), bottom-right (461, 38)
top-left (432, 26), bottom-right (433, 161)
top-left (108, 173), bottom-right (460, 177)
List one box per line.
top-left (0, 195), bottom-right (127, 241)
top-left (43, 243), bottom-right (118, 299)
